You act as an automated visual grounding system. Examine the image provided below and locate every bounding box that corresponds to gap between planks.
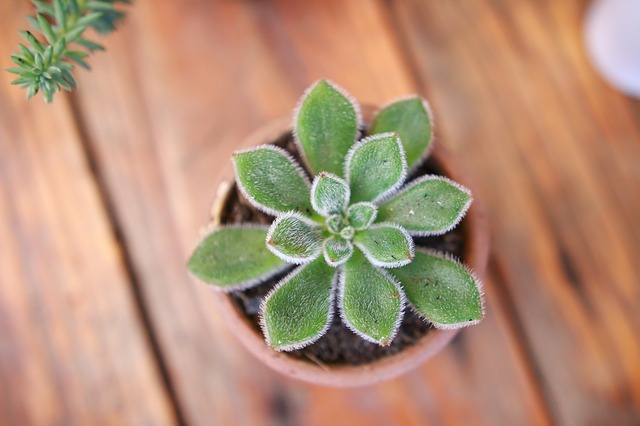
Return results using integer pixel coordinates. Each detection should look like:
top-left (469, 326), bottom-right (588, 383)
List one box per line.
top-left (66, 93), bottom-right (187, 426)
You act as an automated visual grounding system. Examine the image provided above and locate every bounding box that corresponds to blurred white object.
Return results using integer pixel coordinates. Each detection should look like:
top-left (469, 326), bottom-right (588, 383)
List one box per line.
top-left (585, 0), bottom-right (640, 98)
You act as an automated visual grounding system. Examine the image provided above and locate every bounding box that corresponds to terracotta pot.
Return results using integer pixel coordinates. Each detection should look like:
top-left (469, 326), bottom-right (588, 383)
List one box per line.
top-left (205, 106), bottom-right (490, 387)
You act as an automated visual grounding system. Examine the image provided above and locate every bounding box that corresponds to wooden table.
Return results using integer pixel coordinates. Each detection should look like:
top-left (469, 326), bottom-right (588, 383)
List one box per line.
top-left (1, 0), bottom-right (639, 424)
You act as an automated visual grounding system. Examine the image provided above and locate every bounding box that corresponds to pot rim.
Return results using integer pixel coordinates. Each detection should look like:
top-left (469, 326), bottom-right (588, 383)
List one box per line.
top-left (202, 108), bottom-right (490, 387)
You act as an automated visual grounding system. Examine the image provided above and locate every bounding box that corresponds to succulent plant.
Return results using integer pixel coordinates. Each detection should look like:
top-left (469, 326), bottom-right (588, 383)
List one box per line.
top-left (7, 0), bottom-right (128, 103)
top-left (188, 80), bottom-right (484, 351)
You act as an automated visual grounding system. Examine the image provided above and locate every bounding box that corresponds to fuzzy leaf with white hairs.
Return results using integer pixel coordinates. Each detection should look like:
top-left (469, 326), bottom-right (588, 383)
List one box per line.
top-left (323, 236), bottom-right (353, 267)
top-left (311, 172), bottom-right (350, 216)
top-left (345, 133), bottom-right (407, 203)
top-left (188, 227), bottom-right (287, 290)
top-left (391, 250), bottom-right (484, 328)
top-left (266, 212), bottom-right (323, 264)
top-left (325, 214), bottom-right (344, 234)
top-left (377, 176), bottom-right (472, 236)
top-left (233, 145), bottom-right (313, 217)
top-left (294, 80), bottom-right (361, 177)
top-left (261, 258), bottom-right (337, 351)
top-left (353, 224), bottom-right (414, 268)
top-left (370, 96), bottom-right (434, 170)
top-left (340, 249), bottom-right (405, 345)
top-left (347, 202), bottom-right (377, 230)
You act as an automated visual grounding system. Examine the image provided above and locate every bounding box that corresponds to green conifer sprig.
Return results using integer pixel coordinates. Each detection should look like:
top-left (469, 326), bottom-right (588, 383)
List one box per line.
top-left (6, 0), bottom-right (129, 103)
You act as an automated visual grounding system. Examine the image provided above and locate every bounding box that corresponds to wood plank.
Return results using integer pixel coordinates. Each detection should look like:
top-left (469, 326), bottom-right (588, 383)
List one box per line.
top-left (388, 0), bottom-right (640, 424)
top-left (72, 0), bottom-right (552, 423)
top-left (0, 2), bottom-right (175, 424)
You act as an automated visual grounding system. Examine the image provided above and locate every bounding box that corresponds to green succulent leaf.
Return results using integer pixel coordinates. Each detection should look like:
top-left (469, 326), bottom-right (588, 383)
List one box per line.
top-left (233, 145), bottom-right (313, 217)
top-left (391, 250), bottom-right (484, 328)
top-left (261, 258), bottom-right (337, 351)
top-left (345, 133), bottom-right (407, 203)
top-left (311, 172), bottom-right (350, 216)
top-left (377, 176), bottom-right (472, 235)
top-left (370, 96), bottom-right (434, 169)
top-left (347, 202), bottom-right (377, 230)
top-left (353, 224), bottom-right (414, 268)
top-left (326, 214), bottom-right (344, 234)
top-left (323, 236), bottom-right (353, 267)
top-left (295, 80), bottom-right (361, 177)
top-left (339, 226), bottom-right (355, 240)
top-left (266, 212), bottom-right (323, 264)
top-left (340, 250), bottom-right (405, 345)
top-left (187, 227), bottom-right (287, 290)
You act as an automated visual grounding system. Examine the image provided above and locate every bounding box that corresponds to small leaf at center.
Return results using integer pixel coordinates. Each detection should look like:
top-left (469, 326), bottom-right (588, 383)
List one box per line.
top-left (266, 212), bottom-right (323, 264)
top-left (347, 202), bottom-right (377, 230)
top-left (323, 236), bottom-right (353, 267)
top-left (311, 172), bottom-right (350, 216)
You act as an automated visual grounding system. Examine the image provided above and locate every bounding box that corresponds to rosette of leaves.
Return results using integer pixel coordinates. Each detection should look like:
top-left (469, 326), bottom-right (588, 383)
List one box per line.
top-left (189, 80), bottom-right (484, 351)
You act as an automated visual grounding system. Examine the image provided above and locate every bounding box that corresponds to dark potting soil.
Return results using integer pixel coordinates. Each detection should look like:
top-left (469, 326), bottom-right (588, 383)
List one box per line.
top-left (220, 132), bottom-right (466, 366)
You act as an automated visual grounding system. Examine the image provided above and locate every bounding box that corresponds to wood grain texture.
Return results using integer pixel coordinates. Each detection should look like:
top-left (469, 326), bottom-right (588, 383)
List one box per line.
top-left (71, 0), bottom-right (550, 424)
top-left (0, 1), bottom-right (175, 424)
top-left (389, 0), bottom-right (640, 424)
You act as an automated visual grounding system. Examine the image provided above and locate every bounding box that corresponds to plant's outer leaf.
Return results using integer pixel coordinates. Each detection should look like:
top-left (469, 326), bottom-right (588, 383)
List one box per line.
top-left (54, 0), bottom-right (66, 30)
top-left (18, 44), bottom-right (36, 63)
top-left (187, 226), bottom-right (288, 290)
top-left (233, 145), bottom-right (313, 217)
top-left (391, 249), bottom-right (484, 328)
top-left (323, 236), bottom-right (353, 267)
top-left (294, 80), bottom-right (361, 177)
top-left (36, 14), bottom-right (57, 44)
top-left (377, 176), bottom-right (472, 235)
top-left (345, 133), bottom-right (407, 203)
top-left (371, 96), bottom-right (434, 169)
top-left (347, 202), bottom-right (377, 230)
top-left (353, 223), bottom-right (414, 268)
top-left (76, 37), bottom-right (105, 51)
top-left (66, 27), bottom-right (85, 42)
top-left (340, 250), bottom-right (405, 345)
top-left (20, 31), bottom-right (44, 54)
top-left (261, 258), bottom-right (337, 351)
top-left (266, 212), bottom-right (323, 264)
top-left (311, 172), bottom-right (350, 216)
